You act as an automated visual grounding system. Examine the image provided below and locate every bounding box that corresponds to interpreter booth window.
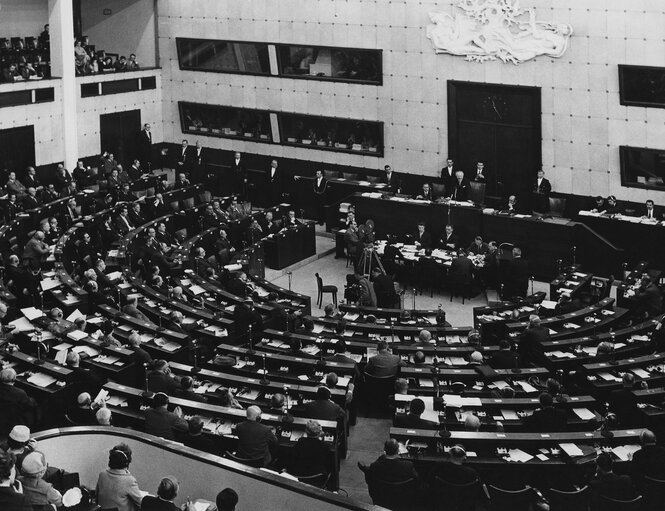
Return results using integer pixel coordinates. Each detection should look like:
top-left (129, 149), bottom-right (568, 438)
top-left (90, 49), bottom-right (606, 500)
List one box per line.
top-left (620, 145), bottom-right (665, 190)
top-left (619, 65), bottom-right (665, 109)
top-left (176, 38), bottom-right (270, 75)
top-left (276, 45), bottom-right (382, 85)
top-left (279, 113), bottom-right (383, 156)
top-left (179, 102), bottom-right (273, 142)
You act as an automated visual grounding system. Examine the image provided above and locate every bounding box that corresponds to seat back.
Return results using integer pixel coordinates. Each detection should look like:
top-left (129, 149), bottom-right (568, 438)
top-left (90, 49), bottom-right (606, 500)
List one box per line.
top-left (363, 372), bottom-right (396, 413)
top-left (315, 273), bottom-right (323, 293)
top-left (432, 477), bottom-right (481, 511)
top-left (469, 181), bottom-right (486, 205)
top-left (296, 472), bottom-right (330, 489)
top-left (368, 477), bottom-right (417, 511)
top-left (549, 197), bottom-right (567, 217)
top-left (487, 484), bottom-right (535, 511)
top-left (546, 485), bottom-right (590, 511)
top-left (642, 477), bottom-right (665, 511)
top-left (431, 183), bottom-right (446, 199)
top-left (224, 451), bottom-right (264, 468)
top-left (597, 495), bottom-right (643, 511)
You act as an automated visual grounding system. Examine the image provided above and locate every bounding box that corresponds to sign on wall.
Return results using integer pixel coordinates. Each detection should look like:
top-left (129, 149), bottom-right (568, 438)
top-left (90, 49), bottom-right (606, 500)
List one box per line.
top-left (426, 0), bottom-right (573, 64)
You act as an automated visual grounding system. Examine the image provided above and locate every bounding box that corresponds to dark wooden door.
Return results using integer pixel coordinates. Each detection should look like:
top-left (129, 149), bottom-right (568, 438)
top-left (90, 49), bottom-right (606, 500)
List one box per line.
top-left (0, 125), bottom-right (35, 176)
top-left (448, 81), bottom-right (541, 201)
top-left (100, 109), bottom-right (141, 167)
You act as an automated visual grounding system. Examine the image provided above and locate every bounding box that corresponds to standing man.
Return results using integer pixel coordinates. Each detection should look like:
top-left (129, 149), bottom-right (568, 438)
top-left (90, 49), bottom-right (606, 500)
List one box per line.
top-left (532, 169), bottom-right (551, 214)
top-left (384, 164), bottom-right (400, 194)
top-left (176, 139), bottom-right (190, 175)
top-left (191, 141), bottom-right (205, 184)
top-left (451, 170), bottom-right (470, 201)
top-left (266, 159), bottom-right (282, 206)
top-left (313, 170), bottom-right (327, 225)
top-left (440, 158), bottom-right (456, 196)
top-left (138, 123), bottom-right (152, 170)
top-left (231, 151), bottom-right (247, 199)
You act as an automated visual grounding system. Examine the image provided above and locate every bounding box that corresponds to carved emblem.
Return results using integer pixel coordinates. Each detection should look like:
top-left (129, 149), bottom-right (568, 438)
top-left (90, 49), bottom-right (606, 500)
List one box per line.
top-left (426, 0), bottom-right (573, 64)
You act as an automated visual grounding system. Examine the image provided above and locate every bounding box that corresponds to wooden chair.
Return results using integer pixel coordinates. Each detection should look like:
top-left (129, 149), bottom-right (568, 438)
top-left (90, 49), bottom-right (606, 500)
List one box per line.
top-left (224, 451), bottom-right (264, 469)
top-left (431, 477), bottom-right (482, 511)
top-left (596, 495), bottom-right (643, 511)
top-left (642, 476), bottom-right (665, 511)
top-left (315, 272), bottom-right (338, 308)
top-left (546, 486), bottom-right (590, 511)
top-left (367, 477), bottom-right (417, 511)
top-left (431, 182), bottom-right (446, 200)
top-left (486, 484), bottom-right (536, 511)
top-left (362, 372), bottom-right (396, 416)
top-left (296, 472), bottom-right (331, 490)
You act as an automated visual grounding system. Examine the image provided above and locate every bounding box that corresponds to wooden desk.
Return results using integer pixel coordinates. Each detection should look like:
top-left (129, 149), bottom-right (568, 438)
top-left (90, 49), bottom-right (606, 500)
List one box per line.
top-left (263, 222), bottom-right (316, 270)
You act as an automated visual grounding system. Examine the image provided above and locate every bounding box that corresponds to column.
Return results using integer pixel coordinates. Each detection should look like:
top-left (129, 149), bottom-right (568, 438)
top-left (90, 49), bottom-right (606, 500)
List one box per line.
top-left (48, 0), bottom-right (78, 170)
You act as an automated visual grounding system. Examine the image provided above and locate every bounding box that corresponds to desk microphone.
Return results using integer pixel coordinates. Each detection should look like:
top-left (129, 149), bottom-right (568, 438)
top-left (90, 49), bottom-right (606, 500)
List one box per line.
top-left (259, 354), bottom-right (270, 385)
top-left (191, 340), bottom-right (201, 374)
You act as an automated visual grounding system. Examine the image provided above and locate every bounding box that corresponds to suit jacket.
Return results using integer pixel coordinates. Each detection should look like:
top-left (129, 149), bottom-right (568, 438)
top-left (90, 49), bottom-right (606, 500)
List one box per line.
top-left (144, 407), bottom-right (188, 440)
top-left (451, 178), bottom-right (471, 201)
top-left (393, 413), bottom-right (438, 429)
top-left (22, 194), bottom-right (40, 211)
top-left (114, 215), bottom-right (134, 235)
top-left (440, 167), bottom-right (456, 194)
top-left (608, 388), bottom-right (638, 426)
top-left (366, 351), bottom-right (404, 377)
top-left (532, 178), bottom-right (552, 213)
top-left (24, 175), bottom-right (41, 190)
top-left (414, 230), bottom-right (432, 249)
top-left (467, 241), bottom-right (489, 255)
top-left (440, 233), bottom-right (459, 250)
top-left (488, 350), bottom-right (516, 369)
top-left (313, 176), bottom-right (327, 195)
top-left (146, 371), bottom-right (180, 395)
top-left (518, 325), bottom-right (549, 365)
top-left (176, 145), bottom-right (190, 168)
top-left (96, 468), bottom-right (144, 511)
top-left (139, 129), bottom-right (152, 163)
top-left (293, 436), bottom-right (330, 476)
top-left (141, 496), bottom-right (179, 511)
top-left (0, 486), bottom-right (33, 511)
top-left (365, 455), bottom-right (418, 483)
top-left (301, 399), bottom-right (345, 423)
top-left (384, 172), bottom-right (400, 193)
top-left (505, 257), bottom-right (529, 298)
top-left (430, 461), bottom-right (478, 485)
top-left (637, 283), bottom-right (663, 315)
top-left (533, 177), bottom-right (552, 196)
top-left (589, 472), bottom-right (633, 505)
top-left (632, 444), bottom-right (665, 485)
top-left (522, 406), bottom-right (567, 432)
top-left (449, 256), bottom-right (473, 282)
top-left (235, 420), bottom-right (278, 466)
top-left (373, 274), bottom-right (398, 308)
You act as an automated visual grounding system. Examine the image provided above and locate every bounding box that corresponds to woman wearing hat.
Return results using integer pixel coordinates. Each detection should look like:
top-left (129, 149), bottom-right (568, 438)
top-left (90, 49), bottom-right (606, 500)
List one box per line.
top-left (0, 426), bottom-right (36, 473)
top-left (18, 451), bottom-right (62, 508)
top-left (96, 443), bottom-right (145, 511)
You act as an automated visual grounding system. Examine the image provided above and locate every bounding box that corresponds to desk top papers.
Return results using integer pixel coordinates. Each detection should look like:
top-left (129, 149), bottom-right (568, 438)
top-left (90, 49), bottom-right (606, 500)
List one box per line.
top-left (27, 372), bottom-right (57, 388)
top-left (572, 408), bottom-right (595, 420)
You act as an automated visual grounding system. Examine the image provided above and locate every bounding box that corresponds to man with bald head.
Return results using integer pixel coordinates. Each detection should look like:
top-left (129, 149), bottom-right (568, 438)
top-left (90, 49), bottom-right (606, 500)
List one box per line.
top-left (0, 368), bottom-right (37, 435)
top-left (21, 231), bottom-right (50, 267)
top-left (632, 430), bottom-right (665, 488)
top-left (358, 438), bottom-right (418, 483)
top-left (235, 406), bottom-right (278, 466)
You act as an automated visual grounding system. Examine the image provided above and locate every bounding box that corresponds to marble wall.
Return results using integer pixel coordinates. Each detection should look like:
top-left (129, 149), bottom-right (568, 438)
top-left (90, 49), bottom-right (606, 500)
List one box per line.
top-left (158, 0), bottom-right (665, 203)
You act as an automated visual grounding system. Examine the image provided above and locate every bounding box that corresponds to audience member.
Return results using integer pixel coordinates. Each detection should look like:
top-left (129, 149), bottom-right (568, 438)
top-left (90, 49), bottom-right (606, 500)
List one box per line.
top-left (18, 451), bottom-right (62, 508)
top-left (358, 439), bottom-right (418, 483)
top-left (0, 450), bottom-right (31, 511)
top-left (96, 443), bottom-right (145, 511)
top-left (215, 488), bottom-right (239, 511)
top-left (141, 476), bottom-right (195, 511)
top-left (235, 406), bottom-right (278, 467)
top-left (144, 393), bottom-right (188, 440)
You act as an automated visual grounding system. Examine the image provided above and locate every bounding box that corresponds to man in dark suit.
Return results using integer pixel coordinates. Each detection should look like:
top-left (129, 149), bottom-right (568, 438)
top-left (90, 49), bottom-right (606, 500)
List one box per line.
top-left (488, 340), bottom-right (517, 369)
top-left (146, 360), bottom-right (180, 395)
top-left (138, 123), bottom-right (153, 169)
top-left (440, 224), bottom-right (458, 250)
top-left (383, 164), bottom-right (400, 194)
top-left (325, 341), bottom-right (357, 365)
top-left (518, 315), bottom-right (549, 366)
top-left (642, 199), bottom-right (661, 220)
top-left (190, 140), bottom-right (206, 184)
top-left (415, 183), bottom-right (432, 201)
top-left (440, 158), bottom-right (456, 196)
top-left (635, 275), bottom-right (663, 317)
top-left (358, 439), bottom-right (418, 483)
top-left (371, 268), bottom-right (398, 308)
top-left (126, 332), bottom-right (152, 388)
top-left (230, 151), bottom-right (247, 198)
top-left (522, 392), bottom-right (567, 432)
top-left (532, 169), bottom-right (551, 214)
top-left (589, 453), bottom-right (634, 508)
top-left (235, 405), bottom-right (278, 467)
top-left (365, 340), bottom-right (405, 377)
top-left (393, 398), bottom-right (438, 429)
top-left (23, 166), bottom-right (42, 191)
top-left (467, 235), bottom-right (489, 255)
top-left (175, 139), bottom-right (190, 174)
top-left (0, 368), bottom-right (37, 435)
top-left (429, 445), bottom-right (478, 485)
top-left (144, 392), bottom-right (188, 440)
top-left (300, 387), bottom-right (345, 424)
top-left (266, 159), bottom-right (282, 205)
top-left (608, 373), bottom-right (638, 427)
top-left (502, 194), bottom-right (522, 215)
top-left (22, 187), bottom-right (40, 210)
top-left (414, 222), bottom-right (432, 249)
top-left (259, 211), bottom-right (280, 235)
top-left (114, 205), bottom-right (134, 235)
top-left (504, 247), bottom-right (529, 298)
top-left (472, 161), bottom-right (487, 184)
top-left (449, 251), bottom-right (473, 289)
top-left (313, 169), bottom-right (327, 225)
top-left (632, 430), bottom-right (665, 489)
top-left (451, 170), bottom-right (470, 201)
top-left (184, 416), bottom-right (217, 454)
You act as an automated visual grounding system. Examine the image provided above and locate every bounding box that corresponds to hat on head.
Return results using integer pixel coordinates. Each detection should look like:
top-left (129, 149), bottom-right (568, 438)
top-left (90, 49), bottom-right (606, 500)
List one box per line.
top-left (21, 452), bottom-right (46, 475)
top-left (9, 425), bottom-right (30, 443)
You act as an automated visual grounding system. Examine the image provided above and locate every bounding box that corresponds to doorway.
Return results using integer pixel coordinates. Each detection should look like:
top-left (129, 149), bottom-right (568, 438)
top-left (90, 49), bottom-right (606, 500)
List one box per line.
top-left (447, 81), bottom-right (541, 202)
top-left (0, 125), bottom-right (35, 176)
top-left (100, 109), bottom-right (141, 167)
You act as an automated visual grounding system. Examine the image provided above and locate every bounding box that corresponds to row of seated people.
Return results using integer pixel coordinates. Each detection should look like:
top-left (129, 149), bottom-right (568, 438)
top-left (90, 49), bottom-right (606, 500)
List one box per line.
top-left (0, 423), bottom-right (240, 511)
top-left (74, 35), bottom-right (140, 76)
top-left (357, 432), bottom-right (665, 511)
top-left (0, 27), bottom-right (51, 83)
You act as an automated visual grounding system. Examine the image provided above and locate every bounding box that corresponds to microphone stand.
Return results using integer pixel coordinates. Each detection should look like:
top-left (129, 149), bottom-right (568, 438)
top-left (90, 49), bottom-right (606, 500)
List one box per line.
top-left (390, 320), bottom-right (395, 344)
top-left (609, 331), bottom-right (618, 366)
top-left (316, 337), bottom-right (326, 367)
top-left (141, 362), bottom-right (154, 398)
top-left (412, 288), bottom-right (416, 311)
top-left (282, 385), bottom-right (294, 424)
top-left (191, 340), bottom-right (201, 373)
top-left (259, 354), bottom-right (270, 385)
top-left (287, 271), bottom-right (292, 292)
top-left (572, 245), bottom-right (577, 266)
top-left (247, 324), bottom-right (254, 354)
top-left (511, 352), bottom-right (521, 374)
top-left (530, 276), bottom-right (534, 297)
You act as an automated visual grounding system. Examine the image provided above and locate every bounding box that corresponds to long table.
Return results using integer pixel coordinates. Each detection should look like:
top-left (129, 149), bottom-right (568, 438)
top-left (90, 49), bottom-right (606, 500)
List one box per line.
top-left (353, 194), bottom-right (624, 279)
top-left (263, 222), bottom-right (316, 270)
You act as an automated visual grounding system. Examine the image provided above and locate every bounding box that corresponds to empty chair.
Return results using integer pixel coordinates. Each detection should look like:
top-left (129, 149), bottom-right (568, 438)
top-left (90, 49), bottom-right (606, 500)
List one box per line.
top-left (431, 477), bottom-right (482, 511)
top-left (596, 495), bottom-right (643, 511)
top-left (549, 197), bottom-right (567, 217)
top-left (469, 181), bottom-right (486, 205)
top-left (224, 450), bottom-right (264, 469)
top-left (431, 182), bottom-right (446, 200)
top-left (315, 273), bottom-right (338, 308)
top-left (546, 486), bottom-right (590, 511)
top-left (367, 477), bottom-right (417, 511)
top-left (486, 484), bottom-right (536, 511)
top-left (642, 476), bottom-right (665, 511)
